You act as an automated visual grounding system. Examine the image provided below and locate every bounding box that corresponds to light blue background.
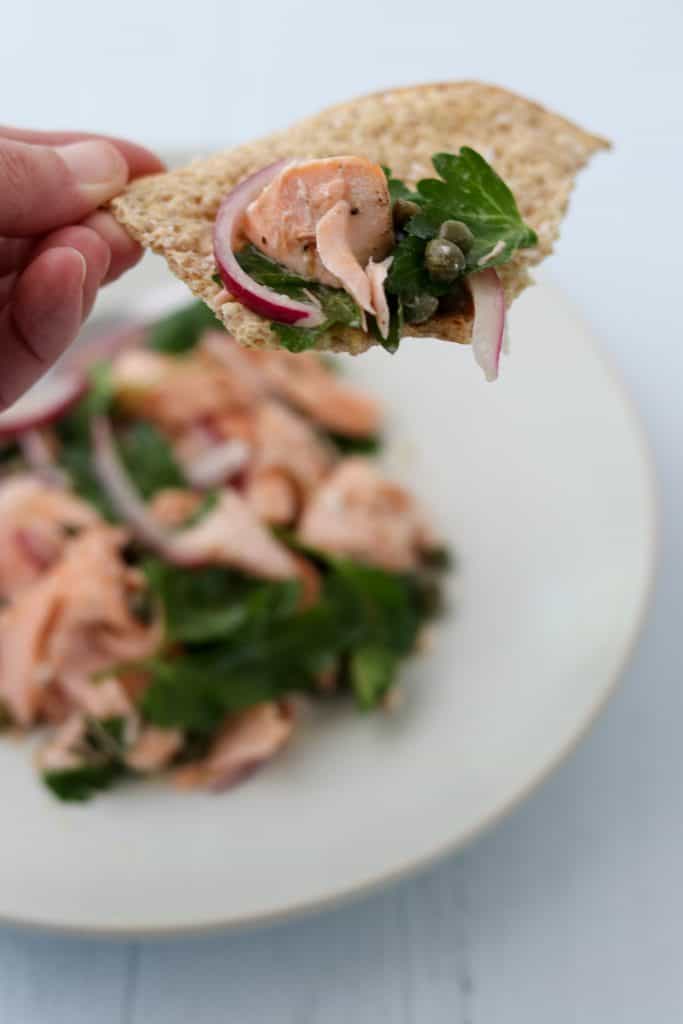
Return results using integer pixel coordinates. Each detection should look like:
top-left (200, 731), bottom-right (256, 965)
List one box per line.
top-left (1, 0), bottom-right (681, 1019)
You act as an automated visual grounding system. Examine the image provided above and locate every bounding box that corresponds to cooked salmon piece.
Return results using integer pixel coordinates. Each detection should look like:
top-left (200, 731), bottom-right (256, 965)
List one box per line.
top-left (207, 331), bottom-right (381, 438)
top-left (173, 702), bottom-right (293, 791)
top-left (200, 330), bottom-right (266, 402)
top-left (172, 489), bottom-right (299, 580)
top-left (152, 486), bottom-right (300, 580)
top-left (298, 457), bottom-right (434, 572)
top-left (150, 488), bottom-right (203, 528)
top-left (315, 199), bottom-right (374, 312)
top-left (59, 674), bottom-right (133, 720)
top-left (246, 468), bottom-right (299, 525)
top-left (36, 713), bottom-right (88, 773)
top-left (366, 256), bottom-right (393, 341)
top-left (111, 344), bottom-right (255, 434)
top-left (242, 156), bottom-right (393, 306)
top-left (0, 527), bottom-right (161, 726)
top-left (126, 726), bottom-right (183, 773)
top-left (252, 401), bottom-right (332, 496)
top-left (248, 347), bottom-right (381, 438)
top-left (0, 476), bottom-right (99, 600)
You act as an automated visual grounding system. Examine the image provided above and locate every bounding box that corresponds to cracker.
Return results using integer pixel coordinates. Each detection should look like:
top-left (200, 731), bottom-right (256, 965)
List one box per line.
top-left (111, 82), bottom-right (608, 352)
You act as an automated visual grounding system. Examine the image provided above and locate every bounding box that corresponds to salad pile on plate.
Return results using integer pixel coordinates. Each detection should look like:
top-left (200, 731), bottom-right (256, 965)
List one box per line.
top-left (0, 301), bottom-right (448, 801)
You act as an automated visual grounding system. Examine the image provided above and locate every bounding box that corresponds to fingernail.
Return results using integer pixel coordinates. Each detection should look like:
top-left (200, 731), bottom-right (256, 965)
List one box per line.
top-left (67, 247), bottom-right (88, 289)
top-left (58, 140), bottom-right (128, 197)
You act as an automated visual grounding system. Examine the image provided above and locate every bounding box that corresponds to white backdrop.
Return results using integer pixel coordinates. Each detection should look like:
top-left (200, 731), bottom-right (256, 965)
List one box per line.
top-left (2, 1), bottom-right (683, 1021)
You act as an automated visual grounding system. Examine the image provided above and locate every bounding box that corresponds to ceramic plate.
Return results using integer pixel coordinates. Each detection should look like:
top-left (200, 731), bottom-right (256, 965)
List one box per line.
top-left (0, 260), bottom-right (657, 934)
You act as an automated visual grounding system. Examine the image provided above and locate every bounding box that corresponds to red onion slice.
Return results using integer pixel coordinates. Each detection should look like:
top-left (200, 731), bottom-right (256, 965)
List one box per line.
top-left (467, 268), bottom-right (506, 382)
top-left (18, 430), bottom-right (68, 489)
top-left (0, 371), bottom-right (86, 439)
top-left (182, 439), bottom-right (251, 491)
top-left (213, 160), bottom-right (325, 328)
top-left (91, 415), bottom-right (203, 567)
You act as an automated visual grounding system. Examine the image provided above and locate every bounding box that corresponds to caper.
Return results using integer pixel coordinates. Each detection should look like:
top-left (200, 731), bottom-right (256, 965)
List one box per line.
top-left (392, 198), bottom-right (420, 230)
top-left (403, 293), bottom-right (439, 324)
top-left (424, 238), bottom-right (466, 283)
top-left (438, 219), bottom-right (474, 253)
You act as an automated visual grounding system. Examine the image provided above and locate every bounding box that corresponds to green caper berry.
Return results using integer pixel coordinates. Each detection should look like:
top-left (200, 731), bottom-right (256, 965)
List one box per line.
top-left (403, 293), bottom-right (439, 324)
top-left (438, 219), bottom-right (474, 253)
top-left (392, 198), bottom-right (420, 230)
top-left (424, 238), bottom-right (466, 282)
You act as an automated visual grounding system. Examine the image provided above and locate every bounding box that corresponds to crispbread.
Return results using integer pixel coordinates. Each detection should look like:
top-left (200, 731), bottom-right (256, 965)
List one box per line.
top-left (111, 82), bottom-right (608, 353)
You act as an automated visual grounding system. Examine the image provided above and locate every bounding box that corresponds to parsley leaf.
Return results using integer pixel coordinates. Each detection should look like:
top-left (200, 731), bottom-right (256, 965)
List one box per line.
top-left (42, 762), bottom-right (125, 802)
top-left (116, 422), bottom-right (184, 500)
top-left (57, 412), bottom-right (183, 518)
top-left (236, 245), bottom-right (362, 353)
top-left (325, 431), bottom-right (383, 456)
top-left (147, 300), bottom-right (223, 354)
top-left (235, 247), bottom-right (314, 297)
top-left (417, 149), bottom-right (537, 268)
top-left (139, 557), bottom-right (440, 732)
top-left (386, 148), bottom-right (537, 305)
top-left (143, 559), bottom-right (298, 645)
top-left (382, 166), bottom-right (420, 204)
top-left (350, 645), bottom-right (398, 710)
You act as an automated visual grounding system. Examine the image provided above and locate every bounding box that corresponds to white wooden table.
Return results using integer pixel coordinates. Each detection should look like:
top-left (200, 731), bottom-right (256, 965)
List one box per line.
top-left (1, 0), bottom-right (681, 1020)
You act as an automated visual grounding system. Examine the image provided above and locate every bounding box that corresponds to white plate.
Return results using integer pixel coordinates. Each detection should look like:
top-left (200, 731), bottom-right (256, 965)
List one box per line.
top-left (0, 272), bottom-right (657, 935)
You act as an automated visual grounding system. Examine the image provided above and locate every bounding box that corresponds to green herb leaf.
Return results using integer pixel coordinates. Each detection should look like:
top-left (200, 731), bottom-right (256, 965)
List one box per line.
top-left (57, 416), bottom-right (183, 519)
top-left (235, 247), bottom-right (313, 298)
top-left (416, 148), bottom-right (537, 268)
top-left (350, 645), bottom-right (398, 709)
top-left (236, 245), bottom-right (362, 354)
top-left (42, 761), bottom-right (125, 802)
top-left (147, 300), bottom-right (223, 354)
top-left (386, 148), bottom-right (536, 305)
top-left (325, 431), bottom-right (383, 456)
top-left (270, 323), bottom-right (323, 353)
top-left (382, 166), bottom-right (420, 204)
top-left (143, 559), bottom-right (297, 645)
top-left (139, 557), bottom-right (441, 734)
top-left (117, 422), bottom-right (184, 499)
top-left (369, 293), bottom-right (404, 354)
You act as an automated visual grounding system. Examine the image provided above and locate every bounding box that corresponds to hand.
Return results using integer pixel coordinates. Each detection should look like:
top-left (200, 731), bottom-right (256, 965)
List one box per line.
top-left (0, 127), bottom-right (164, 409)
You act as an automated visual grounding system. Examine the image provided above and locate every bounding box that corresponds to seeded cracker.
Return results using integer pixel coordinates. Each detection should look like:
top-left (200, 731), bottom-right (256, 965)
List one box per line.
top-left (111, 82), bottom-right (609, 353)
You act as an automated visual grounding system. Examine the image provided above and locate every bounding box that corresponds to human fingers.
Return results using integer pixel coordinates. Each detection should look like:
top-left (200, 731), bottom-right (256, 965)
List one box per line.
top-left (0, 136), bottom-right (129, 237)
top-left (80, 210), bottom-right (143, 285)
top-left (31, 224), bottom-right (111, 321)
top-left (0, 247), bottom-right (86, 408)
top-left (0, 126), bottom-right (164, 179)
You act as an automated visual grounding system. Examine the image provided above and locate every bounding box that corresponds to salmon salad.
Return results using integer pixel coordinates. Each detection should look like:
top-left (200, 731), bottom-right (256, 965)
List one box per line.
top-left (0, 301), bottom-right (448, 801)
top-left (212, 150), bottom-right (537, 379)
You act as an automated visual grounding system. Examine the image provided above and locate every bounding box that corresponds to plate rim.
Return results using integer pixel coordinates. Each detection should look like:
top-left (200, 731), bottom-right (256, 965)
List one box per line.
top-left (0, 283), bottom-right (660, 939)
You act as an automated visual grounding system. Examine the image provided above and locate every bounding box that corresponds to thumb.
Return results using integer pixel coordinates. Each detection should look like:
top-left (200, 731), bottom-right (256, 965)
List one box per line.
top-left (0, 137), bottom-right (129, 237)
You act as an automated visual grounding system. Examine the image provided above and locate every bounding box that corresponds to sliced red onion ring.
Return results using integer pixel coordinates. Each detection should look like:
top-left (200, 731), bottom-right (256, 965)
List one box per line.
top-left (182, 439), bottom-right (251, 491)
top-left (18, 430), bottom-right (68, 489)
top-left (91, 415), bottom-right (205, 567)
top-left (213, 160), bottom-right (325, 328)
top-left (467, 268), bottom-right (506, 382)
top-left (0, 371), bottom-right (86, 439)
